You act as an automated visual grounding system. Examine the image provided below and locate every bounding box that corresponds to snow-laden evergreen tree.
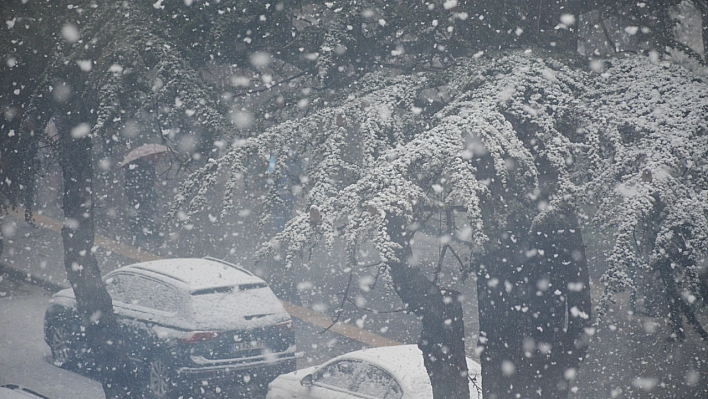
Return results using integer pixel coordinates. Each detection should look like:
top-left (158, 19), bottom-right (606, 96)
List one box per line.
top-left (172, 46), bottom-right (708, 397)
top-left (581, 56), bottom-right (708, 339)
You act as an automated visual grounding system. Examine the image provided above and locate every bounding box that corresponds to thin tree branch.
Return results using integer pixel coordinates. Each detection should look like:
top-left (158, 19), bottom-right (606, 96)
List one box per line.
top-left (357, 261), bottom-right (385, 269)
top-left (598, 13), bottom-right (617, 53)
top-left (446, 244), bottom-right (466, 272)
top-left (320, 271), bottom-right (354, 334)
top-left (679, 293), bottom-right (708, 341)
top-left (232, 71), bottom-right (308, 98)
top-left (433, 244), bottom-right (449, 285)
top-left (371, 263), bottom-right (384, 289)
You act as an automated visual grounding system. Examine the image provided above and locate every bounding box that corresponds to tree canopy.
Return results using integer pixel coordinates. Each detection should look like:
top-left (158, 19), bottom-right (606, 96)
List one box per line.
top-left (172, 48), bottom-right (708, 397)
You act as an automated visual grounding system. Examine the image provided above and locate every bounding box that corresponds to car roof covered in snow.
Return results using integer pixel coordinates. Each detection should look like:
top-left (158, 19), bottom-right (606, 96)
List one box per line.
top-left (108, 257), bottom-right (266, 293)
top-left (336, 344), bottom-right (482, 399)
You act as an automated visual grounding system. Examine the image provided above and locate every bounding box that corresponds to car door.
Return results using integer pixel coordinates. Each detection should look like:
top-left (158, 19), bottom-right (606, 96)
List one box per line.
top-left (298, 359), bottom-right (363, 399)
top-left (105, 273), bottom-right (179, 363)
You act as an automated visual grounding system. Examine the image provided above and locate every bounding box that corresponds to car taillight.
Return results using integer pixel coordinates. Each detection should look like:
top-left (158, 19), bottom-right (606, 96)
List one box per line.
top-left (180, 331), bottom-right (222, 344)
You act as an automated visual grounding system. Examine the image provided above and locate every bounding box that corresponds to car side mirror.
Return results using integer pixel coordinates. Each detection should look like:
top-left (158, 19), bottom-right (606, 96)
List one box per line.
top-left (300, 374), bottom-right (313, 387)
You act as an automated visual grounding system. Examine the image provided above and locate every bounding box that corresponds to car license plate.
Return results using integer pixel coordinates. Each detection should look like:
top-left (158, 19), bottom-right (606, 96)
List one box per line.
top-left (232, 340), bottom-right (265, 352)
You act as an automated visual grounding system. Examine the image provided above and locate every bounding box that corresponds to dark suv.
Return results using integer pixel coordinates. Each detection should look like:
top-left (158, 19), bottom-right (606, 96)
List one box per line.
top-left (43, 257), bottom-right (296, 398)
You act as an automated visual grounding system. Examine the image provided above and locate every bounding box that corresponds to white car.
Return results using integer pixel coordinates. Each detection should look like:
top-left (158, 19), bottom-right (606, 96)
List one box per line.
top-left (266, 345), bottom-right (482, 399)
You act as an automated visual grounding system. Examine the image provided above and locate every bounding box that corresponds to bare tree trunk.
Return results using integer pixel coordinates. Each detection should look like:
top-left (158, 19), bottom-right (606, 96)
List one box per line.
top-left (55, 116), bottom-right (140, 399)
top-left (477, 206), bottom-right (591, 399)
top-left (386, 217), bottom-right (471, 399)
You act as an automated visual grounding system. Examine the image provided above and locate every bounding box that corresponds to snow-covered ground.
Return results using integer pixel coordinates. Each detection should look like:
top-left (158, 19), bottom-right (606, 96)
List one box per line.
top-left (0, 279), bottom-right (104, 399)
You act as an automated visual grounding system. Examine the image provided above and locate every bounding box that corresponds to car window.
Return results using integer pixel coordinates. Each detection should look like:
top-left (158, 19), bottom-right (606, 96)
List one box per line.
top-left (352, 363), bottom-right (402, 399)
top-left (384, 381), bottom-right (403, 399)
top-left (314, 360), bottom-right (361, 391)
top-left (105, 274), bottom-right (129, 304)
top-left (142, 279), bottom-right (181, 313)
top-left (106, 274), bottom-right (181, 313)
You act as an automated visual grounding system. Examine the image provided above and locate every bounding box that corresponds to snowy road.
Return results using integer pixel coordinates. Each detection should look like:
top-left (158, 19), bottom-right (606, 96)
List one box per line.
top-left (0, 279), bottom-right (105, 399)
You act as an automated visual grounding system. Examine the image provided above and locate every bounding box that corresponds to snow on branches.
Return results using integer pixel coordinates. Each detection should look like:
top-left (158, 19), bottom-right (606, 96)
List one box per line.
top-left (172, 50), bottom-right (708, 329)
top-left (581, 56), bottom-right (708, 315)
top-left (27, 2), bottom-right (232, 147)
top-left (173, 51), bottom-right (583, 271)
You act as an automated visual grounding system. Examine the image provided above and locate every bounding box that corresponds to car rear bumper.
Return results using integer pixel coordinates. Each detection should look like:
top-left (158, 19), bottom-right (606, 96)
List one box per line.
top-left (177, 351), bottom-right (296, 383)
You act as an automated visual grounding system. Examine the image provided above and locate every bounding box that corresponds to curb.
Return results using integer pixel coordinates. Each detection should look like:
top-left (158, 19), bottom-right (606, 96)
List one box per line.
top-left (0, 261), bottom-right (66, 294)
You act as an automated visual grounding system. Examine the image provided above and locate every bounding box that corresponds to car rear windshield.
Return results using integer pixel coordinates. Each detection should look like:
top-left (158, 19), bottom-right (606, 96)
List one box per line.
top-left (188, 284), bottom-right (283, 330)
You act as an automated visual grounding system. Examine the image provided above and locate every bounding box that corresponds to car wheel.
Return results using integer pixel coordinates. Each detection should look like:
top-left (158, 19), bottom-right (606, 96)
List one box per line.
top-left (49, 324), bottom-right (76, 368)
top-left (144, 357), bottom-right (176, 399)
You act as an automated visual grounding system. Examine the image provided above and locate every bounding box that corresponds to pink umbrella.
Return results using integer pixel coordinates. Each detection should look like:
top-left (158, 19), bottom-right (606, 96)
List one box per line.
top-left (120, 144), bottom-right (170, 168)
